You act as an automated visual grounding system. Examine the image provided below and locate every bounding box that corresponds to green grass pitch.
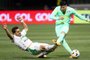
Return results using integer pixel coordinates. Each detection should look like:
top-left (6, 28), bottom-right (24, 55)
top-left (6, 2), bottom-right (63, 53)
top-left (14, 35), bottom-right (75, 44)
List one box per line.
top-left (0, 24), bottom-right (90, 60)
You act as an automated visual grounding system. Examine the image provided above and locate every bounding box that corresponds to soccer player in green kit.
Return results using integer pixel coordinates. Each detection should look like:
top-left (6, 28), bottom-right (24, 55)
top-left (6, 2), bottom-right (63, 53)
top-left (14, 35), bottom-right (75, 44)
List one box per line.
top-left (50, 1), bottom-right (90, 58)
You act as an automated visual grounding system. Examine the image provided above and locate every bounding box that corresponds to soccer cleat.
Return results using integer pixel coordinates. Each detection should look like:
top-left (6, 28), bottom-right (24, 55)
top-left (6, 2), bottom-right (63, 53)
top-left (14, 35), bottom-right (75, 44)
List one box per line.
top-left (36, 53), bottom-right (44, 58)
top-left (52, 39), bottom-right (61, 46)
top-left (37, 55), bottom-right (47, 58)
top-left (37, 52), bottom-right (47, 58)
top-left (56, 42), bottom-right (61, 46)
top-left (69, 55), bottom-right (73, 58)
top-left (43, 55), bottom-right (47, 58)
top-left (52, 39), bottom-right (56, 44)
top-left (69, 55), bottom-right (78, 59)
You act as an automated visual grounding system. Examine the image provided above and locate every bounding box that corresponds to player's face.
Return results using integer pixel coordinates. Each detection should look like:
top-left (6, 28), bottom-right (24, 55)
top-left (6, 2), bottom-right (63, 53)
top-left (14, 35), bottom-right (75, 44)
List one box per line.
top-left (60, 5), bottom-right (67, 12)
top-left (15, 29), bottom-right (21, 36)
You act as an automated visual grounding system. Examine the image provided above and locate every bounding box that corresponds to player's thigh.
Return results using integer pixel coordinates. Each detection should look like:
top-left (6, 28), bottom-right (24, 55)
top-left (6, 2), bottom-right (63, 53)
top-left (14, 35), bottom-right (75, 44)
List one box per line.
top-left (31, 43), bottom-right (49, 51)
top-left (55, 25), bottom-right (63, 37)
top-left (62, 25), bottom-right (69, 34)
top-left (30, 42), bottom-right (41, 51)
top-left (55, 25), bottom-right (69, 37)
top-left (39, 43), bottom-right (50, 50)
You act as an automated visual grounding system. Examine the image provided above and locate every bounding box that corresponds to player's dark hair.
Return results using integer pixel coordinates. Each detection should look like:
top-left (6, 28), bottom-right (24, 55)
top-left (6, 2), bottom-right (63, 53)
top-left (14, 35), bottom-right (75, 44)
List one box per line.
top-left (60, 1), bottom-right (68, 6)
top-left (12, 26), bottom-right (19, 34)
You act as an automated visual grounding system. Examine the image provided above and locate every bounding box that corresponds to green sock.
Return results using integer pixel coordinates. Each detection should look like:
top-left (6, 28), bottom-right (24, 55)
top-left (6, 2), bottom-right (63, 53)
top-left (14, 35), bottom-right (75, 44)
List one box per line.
top-left (57, 33), bottom-right (65, 43)
top-left (61, 39), bottom-right (72, 54)
top-left (57, 33), bottom-right (72, 54)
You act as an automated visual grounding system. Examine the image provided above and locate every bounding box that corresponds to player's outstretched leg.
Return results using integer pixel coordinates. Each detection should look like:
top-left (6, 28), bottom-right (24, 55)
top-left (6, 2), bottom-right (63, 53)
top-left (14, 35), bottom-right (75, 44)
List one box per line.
top-left (37, 41), bottom-right (59, 58)
top-left (37, 52), bottom-right (47, 58)
top-left (61, 39), bottom-right (72, 54)
top-left (56, 32), bottom-right (65, 46)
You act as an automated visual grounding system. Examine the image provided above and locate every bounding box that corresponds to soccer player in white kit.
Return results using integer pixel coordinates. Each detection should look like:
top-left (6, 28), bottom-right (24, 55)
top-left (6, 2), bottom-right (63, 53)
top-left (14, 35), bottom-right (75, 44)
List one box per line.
top-left (2, 17), bottom-right (58, 58)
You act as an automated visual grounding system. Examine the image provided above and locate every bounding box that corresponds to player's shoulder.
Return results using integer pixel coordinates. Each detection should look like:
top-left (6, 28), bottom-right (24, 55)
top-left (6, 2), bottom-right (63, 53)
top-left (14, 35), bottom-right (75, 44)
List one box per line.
top-left (67, 6), bottom-right (75, 10)
top-left (55, 6), bottom-right (60, 9)
top-left (67, 6), bottom-right (76, 13)
top-left (56, 6), bottom-right (60, 8)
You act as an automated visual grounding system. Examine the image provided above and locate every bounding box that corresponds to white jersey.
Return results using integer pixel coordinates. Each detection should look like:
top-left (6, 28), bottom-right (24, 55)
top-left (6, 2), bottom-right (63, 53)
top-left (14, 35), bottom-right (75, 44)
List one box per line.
top-left (13, 29), bottom-right (32, 50)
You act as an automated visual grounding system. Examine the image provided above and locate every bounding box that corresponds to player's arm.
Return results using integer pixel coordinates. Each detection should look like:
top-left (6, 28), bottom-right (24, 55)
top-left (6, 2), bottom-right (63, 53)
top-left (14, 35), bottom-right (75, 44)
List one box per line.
top-left (17, 17), bottom-right (28, 31)
top-left (2, 25), bottom-right (14, 42)
top-left (72, 9), bottom-right (90, 22)
top-left (50, 7), bottom-right (60, 20)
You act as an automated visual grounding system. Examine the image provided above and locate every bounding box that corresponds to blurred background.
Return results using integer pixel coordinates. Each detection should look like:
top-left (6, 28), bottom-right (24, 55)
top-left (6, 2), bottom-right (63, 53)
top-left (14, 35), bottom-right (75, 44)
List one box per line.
top-left (0, 0), bottom-right (90, 10)
top-left (0, 0), bottom-right (90, 60)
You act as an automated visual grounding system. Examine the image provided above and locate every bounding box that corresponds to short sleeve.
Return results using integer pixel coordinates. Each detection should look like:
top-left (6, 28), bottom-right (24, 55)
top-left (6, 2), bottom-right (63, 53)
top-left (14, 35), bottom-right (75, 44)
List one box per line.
top-left (21, 29), bottom-right (27, 36)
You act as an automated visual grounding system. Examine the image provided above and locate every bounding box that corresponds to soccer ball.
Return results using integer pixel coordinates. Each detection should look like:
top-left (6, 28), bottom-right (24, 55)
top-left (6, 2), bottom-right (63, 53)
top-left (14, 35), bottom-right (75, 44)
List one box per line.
top-left (71, 49), bottom-right (80, 59)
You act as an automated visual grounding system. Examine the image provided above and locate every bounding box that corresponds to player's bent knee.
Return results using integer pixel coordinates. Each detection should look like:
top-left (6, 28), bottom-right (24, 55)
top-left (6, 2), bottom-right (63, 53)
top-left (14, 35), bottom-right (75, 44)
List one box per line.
top-left (61, 31), bottom-right (66, 34)
top-left (40, 45), bottom-right (46, 51)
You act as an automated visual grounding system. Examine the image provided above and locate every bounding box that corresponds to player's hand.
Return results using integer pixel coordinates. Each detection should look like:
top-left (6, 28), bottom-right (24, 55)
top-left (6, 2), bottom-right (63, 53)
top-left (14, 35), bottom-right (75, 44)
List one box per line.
top-left (17, 16), bottom-right (24, 22)
top-left (59, 16), bottom-right (64, 20)
top-left (2, 24), bottom-right (7, 30)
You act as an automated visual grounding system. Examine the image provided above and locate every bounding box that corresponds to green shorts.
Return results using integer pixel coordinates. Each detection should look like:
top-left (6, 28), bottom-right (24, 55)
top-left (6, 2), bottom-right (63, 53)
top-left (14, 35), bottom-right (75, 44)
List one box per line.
top-left (26, 48), bottom-right (41, 55)
top-left (55, 24), bottom-right (69, 37)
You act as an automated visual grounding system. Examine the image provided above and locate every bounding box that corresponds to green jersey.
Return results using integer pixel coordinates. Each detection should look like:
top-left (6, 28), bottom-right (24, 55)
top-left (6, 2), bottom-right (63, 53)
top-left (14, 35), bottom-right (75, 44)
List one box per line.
top-left (50, 6), bottom-right (87, 25)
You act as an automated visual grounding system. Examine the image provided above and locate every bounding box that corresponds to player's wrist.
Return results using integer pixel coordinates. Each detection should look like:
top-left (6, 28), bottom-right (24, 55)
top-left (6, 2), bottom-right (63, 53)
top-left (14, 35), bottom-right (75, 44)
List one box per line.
top-left (4, 28), bottom-right (8, 31)
top-left (20, 20), bottom-right (24, 22)
top-left (20, 19), bottom-right (25, 23)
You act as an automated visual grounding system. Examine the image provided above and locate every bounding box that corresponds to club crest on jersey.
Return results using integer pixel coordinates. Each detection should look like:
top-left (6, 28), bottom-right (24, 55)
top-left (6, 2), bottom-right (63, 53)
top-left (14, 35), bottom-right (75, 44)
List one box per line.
top-left (67, 11), bottom-right (71, 13)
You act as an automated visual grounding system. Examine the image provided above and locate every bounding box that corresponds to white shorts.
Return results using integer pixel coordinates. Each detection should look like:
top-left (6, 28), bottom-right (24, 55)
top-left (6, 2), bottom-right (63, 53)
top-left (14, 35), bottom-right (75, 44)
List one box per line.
top-left (29, 42), bottom-right (50, 51)
top-left (27, 42), bottom-right (54, 55)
